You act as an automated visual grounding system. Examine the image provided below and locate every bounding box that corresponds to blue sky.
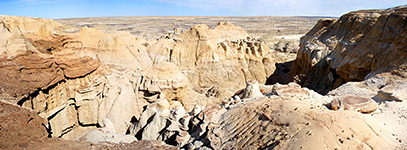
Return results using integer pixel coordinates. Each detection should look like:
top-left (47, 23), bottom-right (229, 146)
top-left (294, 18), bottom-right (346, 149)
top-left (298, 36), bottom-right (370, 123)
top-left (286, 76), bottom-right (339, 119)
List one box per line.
top-left (0, 0), bottom-right (405, 19)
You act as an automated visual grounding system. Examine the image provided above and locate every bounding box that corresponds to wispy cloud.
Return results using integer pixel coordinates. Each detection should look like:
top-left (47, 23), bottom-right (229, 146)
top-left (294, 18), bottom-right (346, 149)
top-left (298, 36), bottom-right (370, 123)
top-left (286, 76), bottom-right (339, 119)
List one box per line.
top-left (2, 0), bottom-right (406, 18)
top-left (155, 0), bottom-right (244, 11)
top-left (154, 0), bottom-right (406, 16)
top-left (17, 0), bottom-right (60, 4)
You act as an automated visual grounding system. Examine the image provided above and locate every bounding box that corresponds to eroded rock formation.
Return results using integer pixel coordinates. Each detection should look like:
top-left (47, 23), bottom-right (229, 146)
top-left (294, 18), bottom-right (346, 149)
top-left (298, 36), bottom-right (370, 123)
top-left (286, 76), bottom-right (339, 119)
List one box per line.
top-left (291, 6), bottom-right (407, 95)
top-left (207, 95), bottom-right (394, 149)
top-left (1, 5), bottom-right (407, 149)
top-left (0, 14), bottom-right (283, 143)
top-left (278, 5), bottom-right (407, 149)
top-left (147, 22), bottom-right (277, 98)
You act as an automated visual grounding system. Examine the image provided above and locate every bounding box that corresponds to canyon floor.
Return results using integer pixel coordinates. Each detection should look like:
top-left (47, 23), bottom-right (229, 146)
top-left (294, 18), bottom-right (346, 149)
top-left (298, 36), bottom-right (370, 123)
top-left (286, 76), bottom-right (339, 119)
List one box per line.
top-left (1, 6), bottom-right (407, 150)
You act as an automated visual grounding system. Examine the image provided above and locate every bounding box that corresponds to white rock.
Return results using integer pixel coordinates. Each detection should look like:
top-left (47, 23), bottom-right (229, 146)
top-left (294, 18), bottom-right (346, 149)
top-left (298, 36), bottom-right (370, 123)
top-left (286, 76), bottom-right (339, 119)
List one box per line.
top-left (241, 80), bottom-right (263, 99)
top-left (142, 110), bottom-right (170, 140)
top-left (80, 118), bottom-right (136, 144)
top-left (131, 103), bottom-right (158, 136)
top-left (192, 105), bottom-right (202, 116)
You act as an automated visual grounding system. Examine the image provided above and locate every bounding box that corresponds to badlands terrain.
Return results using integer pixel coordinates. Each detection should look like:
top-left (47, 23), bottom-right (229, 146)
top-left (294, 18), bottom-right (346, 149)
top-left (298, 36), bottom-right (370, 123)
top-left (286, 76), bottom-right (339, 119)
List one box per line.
top-left (56, 16), bottom-right (321, 51)
top-left (1, 5), bottom-right (407, 150)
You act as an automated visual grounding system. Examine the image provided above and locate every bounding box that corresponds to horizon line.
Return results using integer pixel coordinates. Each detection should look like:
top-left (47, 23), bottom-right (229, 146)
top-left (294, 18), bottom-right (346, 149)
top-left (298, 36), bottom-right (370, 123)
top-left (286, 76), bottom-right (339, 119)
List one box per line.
top-left (54, 15), bottom-right (338, 20)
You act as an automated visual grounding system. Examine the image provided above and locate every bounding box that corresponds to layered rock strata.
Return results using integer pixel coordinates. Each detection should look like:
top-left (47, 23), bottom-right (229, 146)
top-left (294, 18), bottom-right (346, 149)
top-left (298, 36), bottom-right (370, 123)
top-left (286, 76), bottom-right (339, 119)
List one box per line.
top-left (277, 5), bottom-right (407, 148)
top-left (2, 5), bottom-right (407, 149)
top-left (291, 6), bottom-right (407, 95)
top-left (0, 15), bottom-right (281, 142)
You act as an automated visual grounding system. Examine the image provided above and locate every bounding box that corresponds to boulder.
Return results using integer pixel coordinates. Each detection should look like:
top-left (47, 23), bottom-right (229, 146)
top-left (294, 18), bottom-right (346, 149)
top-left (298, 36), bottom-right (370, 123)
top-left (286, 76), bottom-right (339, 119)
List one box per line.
top-left (241, 80), bottom-right (264, 99)
top-left (331, 95), bottom-right (378, 113)
top-left (271, 82), bottom-right (309, 98)
top-left (130, 103), bottom-right (158, 136)
top-left (142, 110), bottom-right (170, 140)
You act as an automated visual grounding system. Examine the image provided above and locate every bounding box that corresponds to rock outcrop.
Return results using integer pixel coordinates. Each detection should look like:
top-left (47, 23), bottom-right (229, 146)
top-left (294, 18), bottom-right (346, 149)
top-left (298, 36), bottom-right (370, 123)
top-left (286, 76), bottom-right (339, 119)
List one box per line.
top-left (272, 39), bottom-right (299, 53)
top-left (291, 6), bottom-right (407, 94)
top-left (0, 16), bottom-right (211, 140)
top-left (240, 80), bottom-right (264, 99)
top-left (128, 99), bottom-right (191, 145)
top-left (0, 53), bottom-right (99, 102)
top-left (0, 100), bottom-right (177, 150)
top-left (206, 95), bottom-right (394, 150)
top-left (0, 100), bottom-right (48, 148)
top-left (0, 100), bottom-right (95, 150)
top-left (66, 26), bottom-right (153, 68)
top-left (277, 5), bottom-right (407, 148)
top-left (0, 17), bottom-right (100, 104)
top-left (142, 62), bottom-right (213, 111)
top-left (149, 22), bottom-right (277, 99)
top-left (126, 79), bottom-right (395, 149)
